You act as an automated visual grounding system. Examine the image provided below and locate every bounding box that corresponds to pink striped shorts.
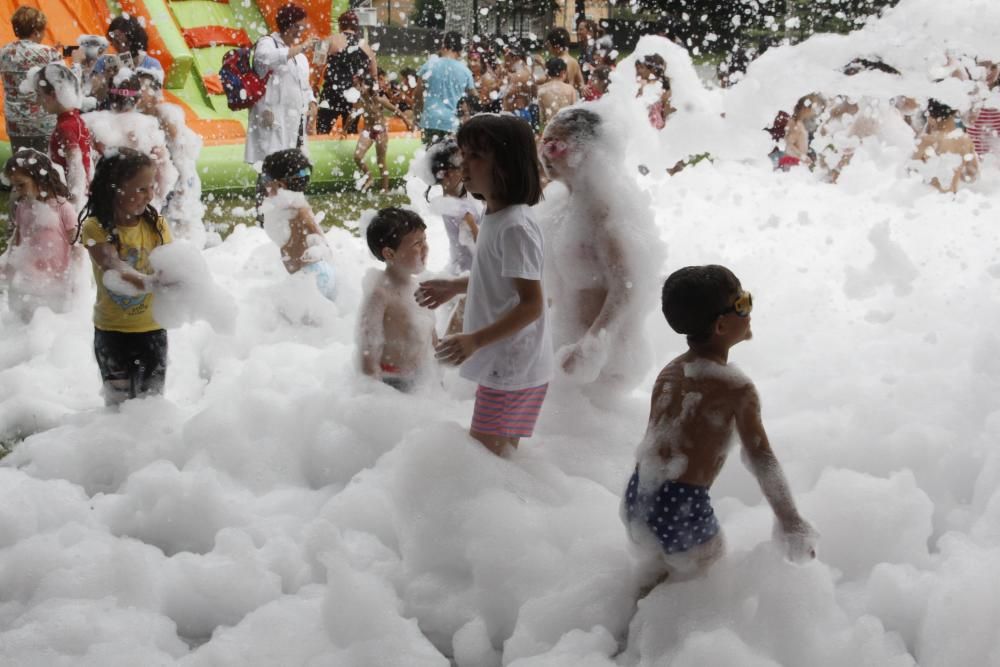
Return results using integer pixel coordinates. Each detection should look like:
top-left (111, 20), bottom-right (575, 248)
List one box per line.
top-left (471, 383), bottom-right (549, 438)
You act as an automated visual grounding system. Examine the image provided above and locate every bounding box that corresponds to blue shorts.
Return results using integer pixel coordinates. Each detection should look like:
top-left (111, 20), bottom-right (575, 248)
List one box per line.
top-left (623, 468), bottom-right (720, 554)
top-left (300, 261), bottom-right (337, 302)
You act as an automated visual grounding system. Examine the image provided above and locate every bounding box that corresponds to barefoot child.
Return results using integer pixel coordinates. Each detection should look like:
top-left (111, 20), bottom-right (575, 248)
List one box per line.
top-left (623, 265), bottom-right (816, 590)
top-left (79, 148), bottom-right (173, 404)
top-left (416, 114), bottom-right (552, 456)
top-left (0, 149), bottom-right (79, 320)
top-left (260, 148), bottom-right (337, 301)
top-left (358, 207), bottom-right (436, 392)
top-left (353, 73), bottom-right (412, 192)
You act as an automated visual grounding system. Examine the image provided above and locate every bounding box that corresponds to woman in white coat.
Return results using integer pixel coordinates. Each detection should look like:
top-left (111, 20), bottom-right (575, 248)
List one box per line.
top-left (246, 4), bottom-right (318, 217)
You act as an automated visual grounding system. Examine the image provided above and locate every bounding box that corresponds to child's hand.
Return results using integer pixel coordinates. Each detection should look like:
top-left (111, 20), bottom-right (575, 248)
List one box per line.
top-left (775, 518), bottom-right (819, 563)
top-left (415, 279), bottom-right (458, 309)
top-left (434, 333), bottom-right (478, 365)
top-left (556, 334), bottom-right (607, 383)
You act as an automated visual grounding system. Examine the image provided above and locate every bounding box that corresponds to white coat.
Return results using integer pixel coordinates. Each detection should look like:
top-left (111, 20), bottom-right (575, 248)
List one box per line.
top-left (244, 33), bottom-right (314, 164)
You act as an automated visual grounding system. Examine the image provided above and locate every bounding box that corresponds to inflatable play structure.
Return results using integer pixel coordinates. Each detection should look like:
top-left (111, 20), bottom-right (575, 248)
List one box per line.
top-left (0, 0), bottom-right (420, 191)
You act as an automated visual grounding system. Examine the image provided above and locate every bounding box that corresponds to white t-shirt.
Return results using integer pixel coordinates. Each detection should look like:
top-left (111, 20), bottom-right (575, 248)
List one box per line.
top-left (461, 204), bottom-right (553, 390)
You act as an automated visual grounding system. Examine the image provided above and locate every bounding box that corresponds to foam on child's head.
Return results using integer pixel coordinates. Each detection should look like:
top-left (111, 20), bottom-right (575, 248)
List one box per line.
top-left (365, 207), bottom-right (426, 261)
top-left (19, 63), bottom-right (83, 110)
top-left (661, 265), bottom-right (741, 343)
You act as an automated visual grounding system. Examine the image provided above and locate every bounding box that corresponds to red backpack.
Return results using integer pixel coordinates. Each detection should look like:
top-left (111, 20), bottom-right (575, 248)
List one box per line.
top-left (219, 38), bottom-right (273, 110)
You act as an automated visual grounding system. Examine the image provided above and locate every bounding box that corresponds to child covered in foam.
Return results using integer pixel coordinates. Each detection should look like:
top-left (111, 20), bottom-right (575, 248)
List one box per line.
top-left (622, 265), bottom-right (816, 591)
top-left (259, 149), bottom-right (337, 301)
top-left (357, 207), bottom-right (436, 392)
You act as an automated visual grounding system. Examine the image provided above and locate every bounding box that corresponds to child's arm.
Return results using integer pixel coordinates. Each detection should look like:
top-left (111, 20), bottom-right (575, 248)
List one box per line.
top-left (435, 278), bottom-right (543, 365)
top-left (85, 241), bottom-right (154, 291)
top-left (415, 276), bottom-right (468, 308)
top-left (561, 231), bottom-right (629, 374)
top-left (378, 95), bottom-right (413, 130)
top-left (736, 383), bottom-right (817, 561)
top-left (358, 286), bottom-right (387, 377)
top-left (462, 212), bottom-right (479, 242)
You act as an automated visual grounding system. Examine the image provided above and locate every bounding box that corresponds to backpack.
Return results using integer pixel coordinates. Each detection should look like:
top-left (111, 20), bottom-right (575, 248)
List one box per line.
top-left (219, 38), bottom-right (272, 111)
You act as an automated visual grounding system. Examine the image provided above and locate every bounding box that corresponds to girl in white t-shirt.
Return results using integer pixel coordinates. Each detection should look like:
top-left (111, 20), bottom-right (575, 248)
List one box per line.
top-left (416, 114), bottom-right (553, 456)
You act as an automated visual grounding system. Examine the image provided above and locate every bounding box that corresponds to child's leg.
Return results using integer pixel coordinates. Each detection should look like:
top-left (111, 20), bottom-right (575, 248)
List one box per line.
top-left (469, 429), bottom-right (520, 456)
top-left (375, 132), bottom-right (389, 191)
top-left (134, 329), bottom-right (169, 397)
top-left (354, 135), bottom-right (373, 185)
top-left (94, 329), bottom-right (136, 405)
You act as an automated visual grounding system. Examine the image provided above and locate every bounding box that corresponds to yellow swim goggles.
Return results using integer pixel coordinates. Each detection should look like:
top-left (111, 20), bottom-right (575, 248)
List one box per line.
top-left (719, 290), bottom-right (753, 318)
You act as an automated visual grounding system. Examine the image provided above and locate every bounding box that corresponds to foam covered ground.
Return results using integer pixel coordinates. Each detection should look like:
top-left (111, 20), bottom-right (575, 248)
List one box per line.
top-left (3, 1), bottom-right (1000, 664)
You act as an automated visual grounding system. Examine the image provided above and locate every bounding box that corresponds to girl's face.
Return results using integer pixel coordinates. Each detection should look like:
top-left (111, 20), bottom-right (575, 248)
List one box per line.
top-left (460, 144), bottom-right (496, 201)
top-left (138, 80), bottom-right (161, 112)
top-left (8, 171), bottom-right (40, 201)
top-left (108, 30), bottom-right (129, 54)
top-left (468, 55), bottom-right (483, 76)
top-left (635, 62), bottom-right (653, 83)
top-left (438, 158), bottom-right (464, 195)
top-left (115, 165), bottom-right (156, 221)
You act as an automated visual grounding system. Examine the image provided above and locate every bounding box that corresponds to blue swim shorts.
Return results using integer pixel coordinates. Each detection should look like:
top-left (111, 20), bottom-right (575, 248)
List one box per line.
top-left (300, 260), bottom-right (337, 302)
top-left (623, 468), bottom-right (720, 554)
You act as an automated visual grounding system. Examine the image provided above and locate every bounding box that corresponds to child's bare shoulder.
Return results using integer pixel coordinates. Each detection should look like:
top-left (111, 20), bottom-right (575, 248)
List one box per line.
top-left (360, 268), bottom-right (390, 304)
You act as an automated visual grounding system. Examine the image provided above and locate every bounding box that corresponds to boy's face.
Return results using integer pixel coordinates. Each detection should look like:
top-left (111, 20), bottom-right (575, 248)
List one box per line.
top-left (385, 228), bottom-right (428, 274)
top-left (715, 288), bottom-right (753, 345)
top-left (38, 88), bottom-right (60, 114)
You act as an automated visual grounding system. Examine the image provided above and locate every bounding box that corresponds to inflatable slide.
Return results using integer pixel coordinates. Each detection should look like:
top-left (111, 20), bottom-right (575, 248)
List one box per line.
top-left (0, 0), bottom-right (419, 191)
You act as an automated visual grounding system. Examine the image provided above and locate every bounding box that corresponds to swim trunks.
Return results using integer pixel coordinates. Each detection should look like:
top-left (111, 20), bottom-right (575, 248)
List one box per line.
top-left (380, 362), bottom-right (416, 393)
top-left (300, 260), bottom-right (337, 301)
top-left (471, 383), bottom-right (548, 438)
top-left (623, 468), bottom-right (720, 554)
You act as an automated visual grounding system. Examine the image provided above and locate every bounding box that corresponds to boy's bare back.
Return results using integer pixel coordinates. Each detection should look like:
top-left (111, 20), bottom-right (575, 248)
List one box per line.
top-left (644, 351), bottom-right (758, 488)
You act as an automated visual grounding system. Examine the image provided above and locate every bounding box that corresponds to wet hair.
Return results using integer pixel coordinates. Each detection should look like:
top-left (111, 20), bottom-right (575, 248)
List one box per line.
top-left (661, 265), bottom-right (742, 343)
top-left (424, 139), bottom-right (464, 200)
top-left (262, 148), bottom-right (312, 192)
top-left (108, 70), bottom-right (142, 112)
top-left (927, 98), bottom-right (956, 120)
top-left (277, 4), bottom-right (307, 33)
top-left (12, 7), bottom-right (46, 39)
top-left (107, 15), bottom-right (148, 58)
top-left (576, 18), bottom-right (598, 35)
top-left (3, 149), bottom-right (70, 201)
top-left (366, 207), bottom-right (426, 261)
top-left (793, 93), bottom-right (824, 117)
top-left (468, 42), bottom-right (498, 71)
top-left (546, 57), bottom-right (567, 78)
top-left (443, 31), bottom-right (464, 54)
top-left (842, 57), bottom-right (900, 76)
top-left (546, 28), bottom-right (571, 51)
top-left (456, 114), bottom-right (542, 206)
top-left (546, 107), bottom-right (601, 146)
top-left (590, 65), bottom-right (611, 87)
top-left (77, 147), bottom-right (162, 246)
top-left (504, 42), bottom-right (527, 61)
top-left (638, 54), bottom-right (670, 89)
top-left (337, 10), bottom-right (359, 32)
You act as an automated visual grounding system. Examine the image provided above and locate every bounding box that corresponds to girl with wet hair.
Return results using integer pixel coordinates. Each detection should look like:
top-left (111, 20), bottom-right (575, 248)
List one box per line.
top-left (78, 148), bottom-right (173, 404)
top-left (0, 149), bottom-right (79, 320)
top-left (538, 106), bottom-right (665, 397)
top-left (635, 54), bottom-right (674, 129)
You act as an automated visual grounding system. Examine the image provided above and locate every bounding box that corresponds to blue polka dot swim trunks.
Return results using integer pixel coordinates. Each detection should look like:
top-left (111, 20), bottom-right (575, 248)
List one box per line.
top-left (624, 468), bottom-right (720, 554)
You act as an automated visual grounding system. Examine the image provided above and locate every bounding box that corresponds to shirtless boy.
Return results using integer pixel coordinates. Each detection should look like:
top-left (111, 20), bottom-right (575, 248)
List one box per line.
top-left (537, 58), bottom-right (578, 129)
top-left (544, 28), bottom-right (584, 92)
top-left (502, 45), bottom-right (537, 128)
top-left (914, 98), bottom-right (979, 193)
top-left (623, 265), bottom-right (816, 590)
top-left (358, 207), bottom-right (436, 391)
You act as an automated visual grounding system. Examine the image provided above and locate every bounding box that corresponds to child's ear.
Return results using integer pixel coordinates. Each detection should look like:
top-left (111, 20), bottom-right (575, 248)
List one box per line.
top-left (381, 247), bottom-right (394, 262)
